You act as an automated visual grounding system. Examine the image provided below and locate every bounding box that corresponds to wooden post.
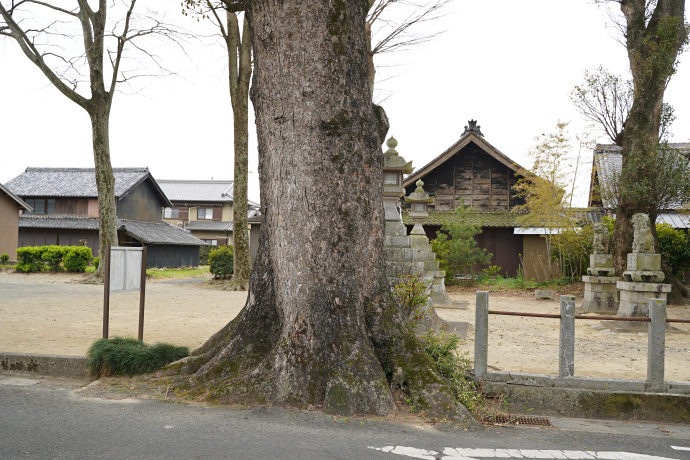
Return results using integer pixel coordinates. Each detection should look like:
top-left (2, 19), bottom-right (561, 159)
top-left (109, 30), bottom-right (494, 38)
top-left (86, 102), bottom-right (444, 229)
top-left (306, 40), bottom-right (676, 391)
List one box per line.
top-left (138, 247), bottom-right (147, 341)
top-left (102, 246), bottom-right (111, 339)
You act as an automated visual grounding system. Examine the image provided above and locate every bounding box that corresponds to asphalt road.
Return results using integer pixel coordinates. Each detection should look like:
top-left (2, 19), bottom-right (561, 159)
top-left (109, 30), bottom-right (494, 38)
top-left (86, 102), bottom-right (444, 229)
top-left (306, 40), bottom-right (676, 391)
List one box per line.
top-left (1, 376), bottom-right (690, 460)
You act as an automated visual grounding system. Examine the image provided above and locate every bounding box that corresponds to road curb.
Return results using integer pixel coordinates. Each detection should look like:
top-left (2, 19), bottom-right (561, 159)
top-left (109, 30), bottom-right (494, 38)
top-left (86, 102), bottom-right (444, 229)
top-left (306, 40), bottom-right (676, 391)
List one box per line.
top-left (484, 381), bottom-right (690, 423)
top-left (0, 352), bottom-right (90, 380)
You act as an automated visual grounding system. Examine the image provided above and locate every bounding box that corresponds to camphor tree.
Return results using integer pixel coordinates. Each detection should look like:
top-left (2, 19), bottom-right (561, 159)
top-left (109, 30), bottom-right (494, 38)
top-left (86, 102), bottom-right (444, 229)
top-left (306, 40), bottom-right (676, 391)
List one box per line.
top-left (0, 0), bottom-right (184, 279)
top-left (172, 0), bottom-right (473, 421)
top-left (597, 0), bottom-right (688, 275)
top-left (182, 1), bottom-right (252, 290)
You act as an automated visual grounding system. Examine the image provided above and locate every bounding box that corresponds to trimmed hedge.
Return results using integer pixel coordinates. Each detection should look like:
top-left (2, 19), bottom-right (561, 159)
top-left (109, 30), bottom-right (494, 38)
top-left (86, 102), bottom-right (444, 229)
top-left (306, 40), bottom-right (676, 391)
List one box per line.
top-left (16, 245), bottom-right (93, 273)
top-left (209, 245), bottom-right (234, 279)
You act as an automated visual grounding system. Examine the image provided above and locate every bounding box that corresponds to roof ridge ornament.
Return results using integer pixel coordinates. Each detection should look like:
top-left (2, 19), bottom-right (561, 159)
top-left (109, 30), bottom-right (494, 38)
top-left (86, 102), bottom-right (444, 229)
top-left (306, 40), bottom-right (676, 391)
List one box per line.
top-left (462, 119), bottom-right (483, 137)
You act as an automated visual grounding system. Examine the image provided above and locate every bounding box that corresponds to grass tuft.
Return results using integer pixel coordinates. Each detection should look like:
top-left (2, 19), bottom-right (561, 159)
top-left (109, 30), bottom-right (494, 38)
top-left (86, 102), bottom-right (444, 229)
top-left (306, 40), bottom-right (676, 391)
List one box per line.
top-left (87, 337), bottom-right (189, 378)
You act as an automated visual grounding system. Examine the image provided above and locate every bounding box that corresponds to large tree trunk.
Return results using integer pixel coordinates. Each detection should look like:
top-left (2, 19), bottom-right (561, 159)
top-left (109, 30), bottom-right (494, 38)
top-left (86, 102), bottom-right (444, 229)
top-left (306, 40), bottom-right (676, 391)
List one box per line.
top-left (227, 13), bottom-right (252, 291)
top-left (610, 0), bottom-right (686, 275)
top-left (174, 0), bottom-right (470, 421)
top-left (88, 100), bottom-right (119, 279)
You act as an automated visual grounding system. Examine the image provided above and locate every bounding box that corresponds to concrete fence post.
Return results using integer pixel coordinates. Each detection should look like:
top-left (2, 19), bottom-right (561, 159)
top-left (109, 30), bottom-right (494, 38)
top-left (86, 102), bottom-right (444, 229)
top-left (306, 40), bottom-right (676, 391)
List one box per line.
top-left (474, 291), bottom-right (489, 378)
top-left (647, 298), bottom-right (667, 392)
top-left (559, 295), bottom-right (576, 378)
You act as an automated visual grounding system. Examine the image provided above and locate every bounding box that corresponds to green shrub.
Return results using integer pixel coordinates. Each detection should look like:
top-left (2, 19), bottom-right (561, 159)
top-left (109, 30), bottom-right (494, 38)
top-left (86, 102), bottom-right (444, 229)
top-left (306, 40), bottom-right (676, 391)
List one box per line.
top-left (209, 245), bottom-right (234, 279)
top-left (16, 246), bottom-right (45, 273)
top-left (87, 337), bottom-right (189, 378)
top-left (392, 272), bottom-right (432, 319)
top-left (420, 330), bottom-right (484, 413)
top-left (63, 246), bottom-right (92, 272)
top-left (93, 256), bottom-right (100, 269)
top-left (657, 223), bottom-right (690, 278)
top-left (198, 245), bottom-right (214, 265)
top-left (1, 253), bottom-right (9, 263)
top-left (42, 245), bottom-right (67, 272)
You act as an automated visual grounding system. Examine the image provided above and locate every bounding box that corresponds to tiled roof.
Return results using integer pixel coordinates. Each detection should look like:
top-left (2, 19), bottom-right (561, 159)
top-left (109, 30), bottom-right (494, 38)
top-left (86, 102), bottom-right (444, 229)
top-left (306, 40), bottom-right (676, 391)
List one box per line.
top-left (158, 180), bottom-right (260, 207)
top-left (402, 210), bottom-right (523, 228)
top-left (19, 216), bottom-right (206, 245)
top-left (5, 167), bottom-right (156, 199)
top-left (186, 220), bottom-right (234, 231)
top-left (593, 143), bottom-right (690, 210)
top-left (0, 183), bottom-right (32, 211)
top-left (404, 126), bottom-right (527, 188)
top-left (119, 220), bottom-right (206, 245)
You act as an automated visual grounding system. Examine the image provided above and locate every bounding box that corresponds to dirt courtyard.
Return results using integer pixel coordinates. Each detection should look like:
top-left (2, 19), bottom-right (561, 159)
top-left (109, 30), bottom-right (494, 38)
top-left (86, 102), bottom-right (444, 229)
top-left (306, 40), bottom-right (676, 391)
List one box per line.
top-left (1, 271), bottom-right (689, 383)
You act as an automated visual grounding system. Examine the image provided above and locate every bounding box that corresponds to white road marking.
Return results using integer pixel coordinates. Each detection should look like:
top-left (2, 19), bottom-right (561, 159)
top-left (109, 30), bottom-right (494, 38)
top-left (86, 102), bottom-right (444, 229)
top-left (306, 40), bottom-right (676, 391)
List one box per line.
top-left (369, 446), bottom-right (680, 460)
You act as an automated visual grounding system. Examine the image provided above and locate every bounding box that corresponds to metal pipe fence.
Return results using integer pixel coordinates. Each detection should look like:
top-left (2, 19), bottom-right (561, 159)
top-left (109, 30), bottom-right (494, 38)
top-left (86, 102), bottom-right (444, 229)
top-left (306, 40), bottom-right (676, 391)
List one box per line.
top-left (473, 292), bottom-right (682, 392)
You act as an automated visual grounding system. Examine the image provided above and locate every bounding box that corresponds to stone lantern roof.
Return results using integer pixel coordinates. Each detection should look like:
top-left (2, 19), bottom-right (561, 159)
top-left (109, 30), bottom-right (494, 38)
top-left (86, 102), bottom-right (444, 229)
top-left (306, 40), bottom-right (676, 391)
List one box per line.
top-left (404, 179), bottom-right (434, 205)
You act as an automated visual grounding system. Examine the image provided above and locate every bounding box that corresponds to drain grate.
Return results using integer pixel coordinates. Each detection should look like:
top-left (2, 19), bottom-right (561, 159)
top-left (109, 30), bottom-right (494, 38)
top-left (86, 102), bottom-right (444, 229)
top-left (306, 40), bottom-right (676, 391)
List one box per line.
top-left (480, 414), bottom-right (552, 427)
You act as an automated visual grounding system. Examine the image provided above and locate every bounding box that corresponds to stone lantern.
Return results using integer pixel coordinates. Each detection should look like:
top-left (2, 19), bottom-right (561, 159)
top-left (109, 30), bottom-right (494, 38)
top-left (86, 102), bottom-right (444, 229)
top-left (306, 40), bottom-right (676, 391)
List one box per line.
top-left (404, 179), bottom-right (434, 235)
top-left (383, 136), bottom-right (413, 222)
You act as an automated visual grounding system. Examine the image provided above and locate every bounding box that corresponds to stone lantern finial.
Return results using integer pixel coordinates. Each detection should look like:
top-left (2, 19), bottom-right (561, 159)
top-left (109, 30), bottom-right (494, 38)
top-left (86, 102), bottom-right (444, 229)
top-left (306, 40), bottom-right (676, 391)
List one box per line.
top-left (384, 136), bottom-right (399, 156)
top-left (415, 179), bottom-right (425, 193)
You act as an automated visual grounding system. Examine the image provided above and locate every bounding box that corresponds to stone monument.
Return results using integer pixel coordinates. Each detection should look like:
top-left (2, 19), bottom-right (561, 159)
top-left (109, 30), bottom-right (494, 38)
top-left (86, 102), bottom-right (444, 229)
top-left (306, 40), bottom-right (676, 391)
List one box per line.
top-left (612, 213), bottom-right (671, 330)
top-left (580, 223), bottom-right (619, 313)
top-left (382, 137), bottom-right (466, 338)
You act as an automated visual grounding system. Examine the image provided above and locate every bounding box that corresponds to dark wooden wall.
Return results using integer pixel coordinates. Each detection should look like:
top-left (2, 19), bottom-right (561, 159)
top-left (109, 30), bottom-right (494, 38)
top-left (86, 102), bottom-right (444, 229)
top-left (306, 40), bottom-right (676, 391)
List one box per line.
top-left (146, 244), bottom-right (200, 268)
top-left (55, 198), bottom-right (89, 216)
top-left (474, 228), bottom-right (523, 277)
top-left (414, 225), bottom-right (522, 278)
top-left (404, 142), bottom-right (524, 212)
top-left (117, 179), bottom-right (166, 222)
top-left (18, 228), bottom-right (99, 254)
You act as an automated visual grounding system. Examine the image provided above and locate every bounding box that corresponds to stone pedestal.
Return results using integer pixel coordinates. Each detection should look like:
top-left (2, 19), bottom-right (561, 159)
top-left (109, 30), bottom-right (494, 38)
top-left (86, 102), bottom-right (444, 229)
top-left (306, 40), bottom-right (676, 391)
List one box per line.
top-left (587, 254), bottom-right (615, 277)
top-left (622, 253), bottom-right (665, 282)
top-left (607, 281), bottom-right (672, 331)
top-left (581, 275), bottom-right (619, 314)
top-left (384, 218), bottom-right (468, 338)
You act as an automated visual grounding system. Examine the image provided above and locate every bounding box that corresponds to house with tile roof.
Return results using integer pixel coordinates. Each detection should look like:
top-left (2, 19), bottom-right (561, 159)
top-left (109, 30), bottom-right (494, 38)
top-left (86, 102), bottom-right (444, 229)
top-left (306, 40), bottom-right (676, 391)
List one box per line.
top-left (4, 167), bottom-right (206, 268)
top-left (157, 180), bottom-right (259, 246)
top-left (588, 143), bottom-right (690, 230)
top-left (399, 120), bottom-right (553, 279)
top-left (0, 183), bottom-right (32, 261)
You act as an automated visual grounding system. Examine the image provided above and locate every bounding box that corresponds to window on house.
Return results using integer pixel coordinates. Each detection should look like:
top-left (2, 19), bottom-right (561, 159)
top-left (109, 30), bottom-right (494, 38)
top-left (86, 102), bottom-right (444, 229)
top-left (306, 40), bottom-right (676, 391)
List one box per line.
top-left (203, 239), bottom-right (218, 245)
top-left (164, 207), bottom-right (181, 219)
top-left (197, 208), bottom-right (213, 220)
top-left (24, 198), bottom-right (55, 215)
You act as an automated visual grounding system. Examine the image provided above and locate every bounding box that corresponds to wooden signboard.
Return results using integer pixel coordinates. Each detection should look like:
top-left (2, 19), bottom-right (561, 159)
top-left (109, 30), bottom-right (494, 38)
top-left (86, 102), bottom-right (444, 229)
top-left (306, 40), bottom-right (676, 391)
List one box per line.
top-left (102, 246), bottom-right (148, 341)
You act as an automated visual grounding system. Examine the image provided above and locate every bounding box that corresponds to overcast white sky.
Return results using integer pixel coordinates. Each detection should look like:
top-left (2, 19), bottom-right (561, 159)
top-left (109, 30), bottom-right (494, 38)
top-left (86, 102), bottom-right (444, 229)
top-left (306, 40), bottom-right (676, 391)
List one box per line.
top-left (0, 1), bottom-right (688, 207)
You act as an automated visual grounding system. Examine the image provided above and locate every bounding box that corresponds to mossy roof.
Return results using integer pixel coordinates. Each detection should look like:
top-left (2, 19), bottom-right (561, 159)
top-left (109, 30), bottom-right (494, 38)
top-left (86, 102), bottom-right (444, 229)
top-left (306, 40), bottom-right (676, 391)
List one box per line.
top-left (401, 210), bottom-right (523, 228)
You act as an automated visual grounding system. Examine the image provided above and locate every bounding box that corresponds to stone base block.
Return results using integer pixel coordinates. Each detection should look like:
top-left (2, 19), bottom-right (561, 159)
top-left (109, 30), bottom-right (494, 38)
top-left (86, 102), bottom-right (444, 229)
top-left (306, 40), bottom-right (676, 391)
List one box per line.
top-left (627, 253), bottom-right (661, 271)
top-left (590, 253), bottom-right (613, 268)
top-left (534, 289), bottom-right (554, 300)
top-left (616, 281), bottom-right (671, 317)
top-left (622, 270), bottom-right (665, 283)
top-left (581, 276), bottom-right (619, 314)
top-left (587, 267), bottom-right (616, 276)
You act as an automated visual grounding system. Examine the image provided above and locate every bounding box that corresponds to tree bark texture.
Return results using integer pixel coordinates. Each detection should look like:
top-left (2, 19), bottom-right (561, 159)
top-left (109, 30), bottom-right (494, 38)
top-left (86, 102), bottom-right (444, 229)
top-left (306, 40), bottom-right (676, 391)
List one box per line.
top-left (227, 13), bottom-right (252, 291)
top-left (611, 0), bottom-right (686, 275)
top-left (174, 0), bottom-right (469, 421)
